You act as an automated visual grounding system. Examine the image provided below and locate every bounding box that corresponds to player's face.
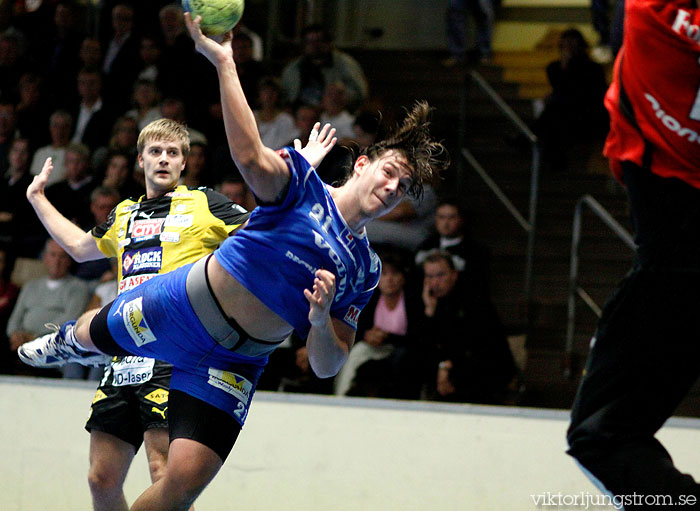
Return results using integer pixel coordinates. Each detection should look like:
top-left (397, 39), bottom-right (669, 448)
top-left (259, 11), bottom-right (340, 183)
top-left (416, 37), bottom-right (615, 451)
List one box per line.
top-left (139, 139), bottom-right (186, 196)
top-left (356, 150), bottom-right (413, 218)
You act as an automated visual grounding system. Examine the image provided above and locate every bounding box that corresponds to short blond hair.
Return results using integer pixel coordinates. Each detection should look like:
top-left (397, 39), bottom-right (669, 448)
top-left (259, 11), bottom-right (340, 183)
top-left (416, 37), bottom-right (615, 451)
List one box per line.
top-left (137, 118), bottom-right (190, 157)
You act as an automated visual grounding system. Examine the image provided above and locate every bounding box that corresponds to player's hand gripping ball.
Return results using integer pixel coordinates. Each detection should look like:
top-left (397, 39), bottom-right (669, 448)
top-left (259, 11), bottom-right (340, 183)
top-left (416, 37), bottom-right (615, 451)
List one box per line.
top-left (182, 0), bottom-right (245, 36)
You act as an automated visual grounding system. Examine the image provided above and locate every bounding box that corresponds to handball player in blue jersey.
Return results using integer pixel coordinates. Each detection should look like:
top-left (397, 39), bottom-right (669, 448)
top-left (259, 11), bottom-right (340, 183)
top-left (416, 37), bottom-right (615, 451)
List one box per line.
top-left (18, 13), bottom-right (448, 510)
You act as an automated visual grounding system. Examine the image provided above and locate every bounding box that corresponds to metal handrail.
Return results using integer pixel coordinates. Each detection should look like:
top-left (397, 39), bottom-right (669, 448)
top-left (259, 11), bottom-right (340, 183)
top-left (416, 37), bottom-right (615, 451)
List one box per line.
top-left (460, 69), bottom-right (540, 308)
top-left (564, 194), bottom-right (635, 378)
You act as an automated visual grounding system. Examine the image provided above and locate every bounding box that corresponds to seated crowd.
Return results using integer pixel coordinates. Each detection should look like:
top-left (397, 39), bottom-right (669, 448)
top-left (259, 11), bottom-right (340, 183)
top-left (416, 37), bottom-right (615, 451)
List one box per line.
top-left (0, 0), bottom-right (518, 404)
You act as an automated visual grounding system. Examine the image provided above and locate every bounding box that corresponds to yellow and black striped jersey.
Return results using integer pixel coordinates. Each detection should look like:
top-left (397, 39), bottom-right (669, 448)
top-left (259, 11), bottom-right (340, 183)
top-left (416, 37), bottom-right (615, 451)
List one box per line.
top-left (92, 185), bottom-right (249, 294)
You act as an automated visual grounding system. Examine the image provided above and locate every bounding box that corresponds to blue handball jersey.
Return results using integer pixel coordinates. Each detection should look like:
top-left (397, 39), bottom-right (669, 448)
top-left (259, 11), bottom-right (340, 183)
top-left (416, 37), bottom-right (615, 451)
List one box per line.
top-left (214, 148), bottom-right (381, 338)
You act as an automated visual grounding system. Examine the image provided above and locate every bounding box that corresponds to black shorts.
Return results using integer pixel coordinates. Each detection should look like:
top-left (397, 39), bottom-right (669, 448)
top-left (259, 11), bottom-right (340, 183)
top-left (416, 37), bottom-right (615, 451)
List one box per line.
top-left (85, 358), bottom-right (173, 451)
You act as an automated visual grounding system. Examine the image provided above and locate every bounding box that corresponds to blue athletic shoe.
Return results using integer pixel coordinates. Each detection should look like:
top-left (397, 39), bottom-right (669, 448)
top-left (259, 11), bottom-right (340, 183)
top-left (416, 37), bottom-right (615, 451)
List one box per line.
top-left (17, 321), bottom-right (110, 368)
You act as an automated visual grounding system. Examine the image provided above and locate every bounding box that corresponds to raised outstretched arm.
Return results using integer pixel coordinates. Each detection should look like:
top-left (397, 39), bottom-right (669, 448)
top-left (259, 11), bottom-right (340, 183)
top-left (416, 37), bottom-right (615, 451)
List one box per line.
top-left (26, 157), bottom-right (103, 262)
top-left (185, 15), bottom-right (336, 202)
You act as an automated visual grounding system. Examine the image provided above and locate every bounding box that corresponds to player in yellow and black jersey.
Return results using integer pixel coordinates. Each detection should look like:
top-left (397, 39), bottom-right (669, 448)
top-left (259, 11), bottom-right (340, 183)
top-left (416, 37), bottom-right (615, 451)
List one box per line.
top-left (25, 118), bottom-right (248, 511)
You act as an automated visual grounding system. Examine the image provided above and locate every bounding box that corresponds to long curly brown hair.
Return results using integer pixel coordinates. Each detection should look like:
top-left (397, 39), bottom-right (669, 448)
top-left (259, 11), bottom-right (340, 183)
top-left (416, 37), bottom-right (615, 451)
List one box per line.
top-left (360, 101), bottom-right (449, 199)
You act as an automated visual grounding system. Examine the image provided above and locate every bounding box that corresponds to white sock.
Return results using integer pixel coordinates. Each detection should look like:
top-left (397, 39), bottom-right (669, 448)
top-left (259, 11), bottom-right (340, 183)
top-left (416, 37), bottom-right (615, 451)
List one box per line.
top-left (65, 324), bottom-right (90, 353)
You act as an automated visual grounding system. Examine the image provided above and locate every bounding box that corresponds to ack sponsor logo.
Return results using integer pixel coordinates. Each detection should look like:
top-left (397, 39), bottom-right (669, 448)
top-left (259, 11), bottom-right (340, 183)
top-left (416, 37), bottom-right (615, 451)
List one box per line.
top-left (131, 218), bottom-right (165, 238)
top-left (207, 368), bottom-right (252, 404)
top-left (344, 305), bottom-right (361, 328)
top-left (118, 273), bottom-right (156, 293)
top-left (122, 247), bottom-right (163, 276)
top-left (122, 296), bottom-right (157, 347)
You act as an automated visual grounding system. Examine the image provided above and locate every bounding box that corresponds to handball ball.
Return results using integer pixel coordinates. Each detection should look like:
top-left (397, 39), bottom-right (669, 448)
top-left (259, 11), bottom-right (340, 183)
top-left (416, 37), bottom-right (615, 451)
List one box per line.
top-left (182, 0), bottom-right (244, 36)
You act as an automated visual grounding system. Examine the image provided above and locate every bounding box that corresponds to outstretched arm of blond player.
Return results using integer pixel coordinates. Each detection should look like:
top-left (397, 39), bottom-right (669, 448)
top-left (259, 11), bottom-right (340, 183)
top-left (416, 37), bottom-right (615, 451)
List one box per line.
top-left (304, 269), bottom-right (355, 378)
top-left (184, 14), bottom-right (336, 203)
top-left (26, 157), bottom-right (103, 262)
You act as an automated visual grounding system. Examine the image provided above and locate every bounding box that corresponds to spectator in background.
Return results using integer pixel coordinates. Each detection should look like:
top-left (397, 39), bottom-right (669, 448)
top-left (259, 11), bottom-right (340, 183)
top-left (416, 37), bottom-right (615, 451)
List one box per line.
top-left (157, 4), bottom-right (196, 101)
top-left (45, 142), bottom-right (96, 229)
top-left (319, 82), bottom-right (355, 141)
top-left (254, 76), bottom-right (297, 150)
top-left (70, 68), bottom-right (116, 152)
top-left (161, 96), bottom-right (207, 145)
top-left (288, 104), bottom-right (319, 148)
top-left (0, 101), bottom-right (17, 174)
top-left (231, 32), bottom-right (267, 110)
top-left (43, 1), bottom-right (85, 107)
top-left (0, 245), bottom-right (19, 374)
top-left (443, 0), bottom-right (494, 66)
top-left (136, 34), bottom-right (163, 84)
top-left (91, 115), bottom-right (140, 172)
top-left (30, 110), bottom-right (73, 186)
top-left (0, 0), bottom-right (27, 55)
top-left (589, 0), bottom-right (623, 63)
top-left (287, 104), bottom-right (352, 187)
top-left (280, 23), bottom-right (368, 112)
top-left (79, 37), bottom-right (103, 71)
top-left (125, 79), bottom-right (162, 130)
top-left (534, 28), bottom-right (609, 171)
top-left (100, 149), bottom-right (144, 200)
top-left (0, 31), bottom-right (27, 102)
top-left (417, 251), bottom-right (515, 404)
top-left (6, 239), bottom-right (90, 374)
top-left (180, 141), bottom-right (212, 188)
top-left (101, 3), bottom-right (140, 113)
top-left (0, 137), bottom-right (47, 257)
top-left (73, 186), bottom-right (120, 292)
top-left (217, 177), bottom-right (256, 212)
top-left (14, 72), bottom-right (51, 149)
top-left (348, 110), bottom-right (381, 148)
top-left (334, 251), bottom-right (422, 399)
top-left (235, 24), bottom-right (264, 62)
top-left (415, 198), bottom-right (492, 301)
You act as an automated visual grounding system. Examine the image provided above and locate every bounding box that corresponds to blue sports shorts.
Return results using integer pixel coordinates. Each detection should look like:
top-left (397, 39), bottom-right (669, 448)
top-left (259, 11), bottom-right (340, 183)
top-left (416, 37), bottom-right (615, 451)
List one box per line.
top-left (102, 262), bottom-right (267, 426)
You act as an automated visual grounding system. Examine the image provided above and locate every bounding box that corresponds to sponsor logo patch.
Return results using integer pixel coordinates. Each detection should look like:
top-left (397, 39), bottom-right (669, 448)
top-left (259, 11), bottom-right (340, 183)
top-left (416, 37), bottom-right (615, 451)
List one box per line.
top-left (151, 407), bottom-right (167, 419)
top-left (92, 389), bottom-right (108, 404)
top-left (122, 247), bottom-right (163, 276)
top-left (286, 250), bottom-right (317, 275)
top-left (118, 274), bottom-right (156, 293)
top-left (164, 214), bottom-right (193, 228)
top-left (122, 296), bottom-right (157, 347)
top-left (344, 305), bottom-right (361, 328)
top-left (207, 368), bottom-right (252, 404)
top-left (131, 218), bottom-right (165, 238)
top-left (111, 356), bottom-right (156, 386)
top-left (144, 389), bottom-right (169, 405)
top-left (160, 232), bottom-right (180, 243)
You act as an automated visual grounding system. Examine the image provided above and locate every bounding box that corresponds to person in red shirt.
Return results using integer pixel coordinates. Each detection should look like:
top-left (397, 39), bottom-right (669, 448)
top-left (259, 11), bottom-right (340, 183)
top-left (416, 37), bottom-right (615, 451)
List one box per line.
top-left (567, 1), bottom-right (700, 506)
